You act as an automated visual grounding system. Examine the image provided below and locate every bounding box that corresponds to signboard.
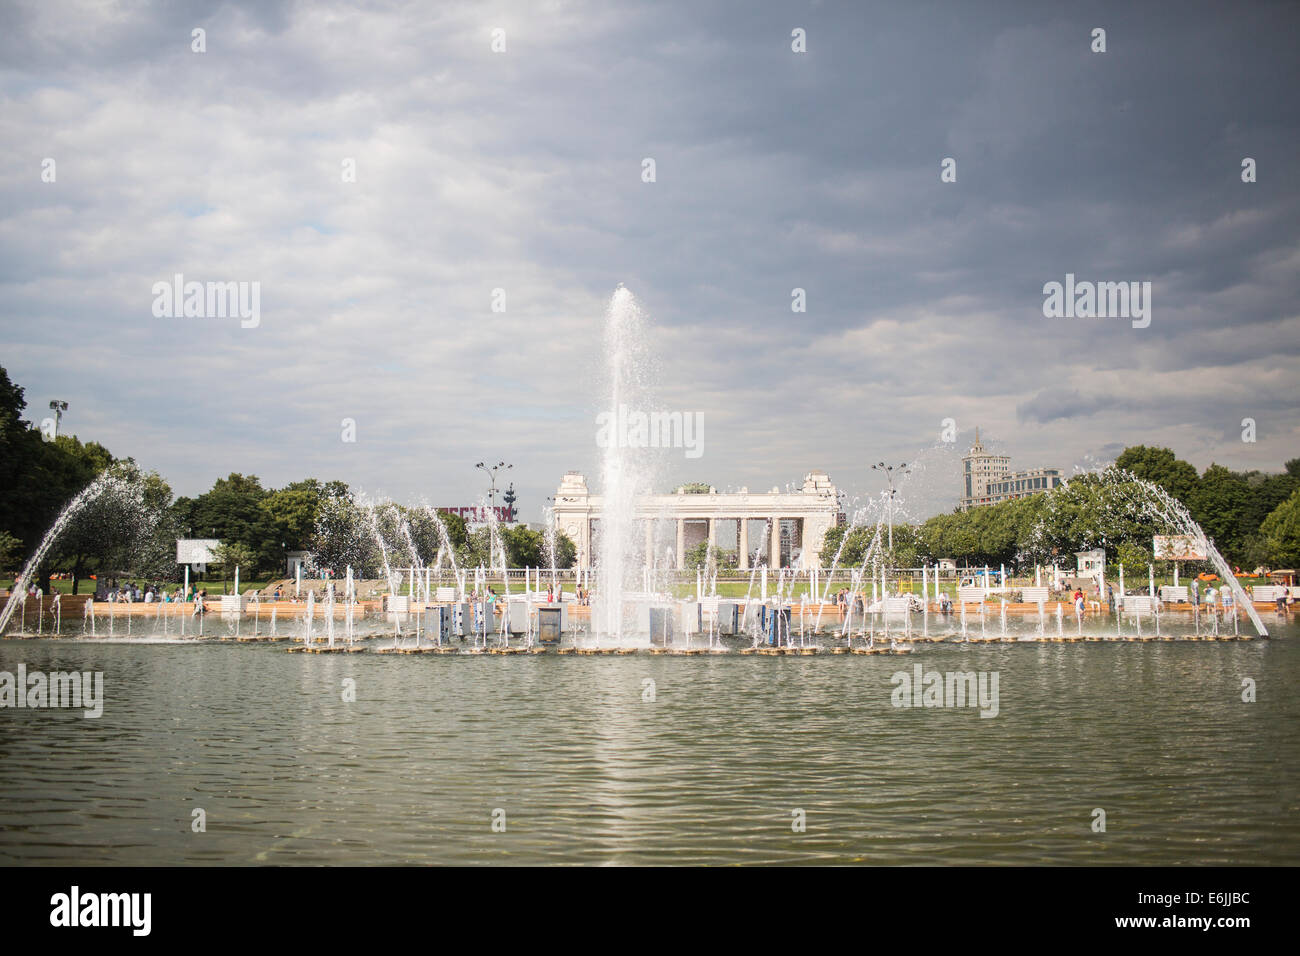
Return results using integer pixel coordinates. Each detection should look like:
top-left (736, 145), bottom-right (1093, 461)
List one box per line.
top-left (1152, 534), bottom-right (1206, 561)
top-left (438, 506), bottom-right (515, 523)
top-left (176, 538), bottom-right (220, 565)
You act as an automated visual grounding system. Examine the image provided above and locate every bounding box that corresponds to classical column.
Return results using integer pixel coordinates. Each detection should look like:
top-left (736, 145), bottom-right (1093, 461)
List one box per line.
top-left (738, 518), bottom-right (749, 571)
top-left (769, 517), bottom-right (781, 569)
top-left (707, 517), bottom-right (716, 555)
top-left (644, 520), bottom-right (654, 570)
top-left (676, 518), bottom-right (686, 570)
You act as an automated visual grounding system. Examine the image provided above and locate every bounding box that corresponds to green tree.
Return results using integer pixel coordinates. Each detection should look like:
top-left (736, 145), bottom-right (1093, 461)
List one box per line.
top-left (1261, 489), bottom-right (1300, 568)
top-left (551, 532), bottom-right (577, 569)
top-left (501, 524), bottom-right (546, 568)
top-left (683, 542), bottom-right (736, 571)
top-left (1186, 465), bottom-right (1253, 559)
top-left (437, 511), bottom-right (468, 550)
top-left (0, 367), bottom-right (125, 589)
top-left (917, 494), bottom-right (1048, 569)
top-left (261, 479), bottom-right (348, 555)
top-left (886, 523), bottom-right (922, 569)
top-left (1237, 533), bottom-right (1271, 572)
top-left (0, 366), bottom-right (45, 551)
top-left (458, 527), bottom-right (493, 569)
top-left (212, 541), bottom-right (258, 593)
top-left (675, 482), bottom-right (711, 494)
top-left (308, 491), bottom-right (377, 577)
top-left (1114, 445), bottom-right (1199, 502)
top-left (0, 531), bottom-right (21, 571)
top-left (1115, 540), bottom-right (1153, 574)
top-left (25, 435), bottom-right (117, 591)
top-left (1240, 470), bottom-right (1299, 544)
top-left (400, 506), bottom-right (446, 566)
top-left (819, 522), bottom-right (881, 568)
top-left (176, 473), bottom-right (277, 572)
top-left (44, 460), bottom-right (174, 593)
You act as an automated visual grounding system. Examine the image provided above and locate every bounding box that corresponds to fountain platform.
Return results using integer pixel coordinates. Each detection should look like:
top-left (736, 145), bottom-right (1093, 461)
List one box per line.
top-left (372, 645), bottom-right (448, 654)
top-left (287, 645), bottom-right (367, 654)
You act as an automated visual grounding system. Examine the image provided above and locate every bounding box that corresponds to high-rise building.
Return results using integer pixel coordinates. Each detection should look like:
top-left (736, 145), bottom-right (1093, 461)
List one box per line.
top-left (960, 429), bottom-right (1062, 510)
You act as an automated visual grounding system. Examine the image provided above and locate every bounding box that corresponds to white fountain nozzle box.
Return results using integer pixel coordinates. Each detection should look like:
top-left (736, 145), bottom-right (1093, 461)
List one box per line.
top-left (646, 605), bottom-right (677, 646)
top-left (507, 599), bottom-right (530, 635)
top-left (451, 602), bottom-right (472, 637)
top-left (425, 604), bottom-right (450, 642)
top-left (678, 601), bottom-right (702, 635)
top-left (537, 604), bottom-right (567, 643)
top-left (1124, 596), bottom-right (1156, 615)
top-left (387, 595), bottom-right (410, 623)
top-left (468, 601), bottom-right (490, 638)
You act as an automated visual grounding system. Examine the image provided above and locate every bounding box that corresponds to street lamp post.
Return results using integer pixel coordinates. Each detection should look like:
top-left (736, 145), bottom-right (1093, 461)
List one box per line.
top-left (475, 461), bottom-right (513, 519)
top-left (872, 462), bottom-right (911, 552)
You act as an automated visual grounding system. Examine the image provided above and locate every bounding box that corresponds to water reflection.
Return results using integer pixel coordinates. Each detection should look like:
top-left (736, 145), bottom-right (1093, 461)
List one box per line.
top-left (0, 625), bottom-right (1296, 865)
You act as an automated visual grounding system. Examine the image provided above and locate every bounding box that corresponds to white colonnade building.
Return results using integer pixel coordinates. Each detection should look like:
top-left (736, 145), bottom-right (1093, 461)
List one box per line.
top-left (552, 471), bottom-right (840, 571)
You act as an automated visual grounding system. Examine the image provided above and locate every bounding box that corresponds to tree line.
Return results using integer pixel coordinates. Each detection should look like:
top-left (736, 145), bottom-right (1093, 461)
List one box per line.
top-left (1, 366), bottom-right (576, 591)
top-left (5, 363), bottom-right (1295, 584)
top-left (821, 446), bottom-right (1300, 572)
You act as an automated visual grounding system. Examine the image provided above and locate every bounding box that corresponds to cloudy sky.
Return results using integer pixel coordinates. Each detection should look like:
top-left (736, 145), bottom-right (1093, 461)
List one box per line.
top-left (2, 0), bottom-right (1297, 522)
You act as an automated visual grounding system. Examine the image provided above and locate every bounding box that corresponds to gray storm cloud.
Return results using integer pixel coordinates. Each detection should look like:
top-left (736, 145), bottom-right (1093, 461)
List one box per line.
top-left (0, 0), bottom-right (1296, 520)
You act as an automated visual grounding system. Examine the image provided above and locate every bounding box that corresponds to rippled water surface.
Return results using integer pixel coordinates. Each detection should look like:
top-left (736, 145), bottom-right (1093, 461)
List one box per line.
top-left (1, 623), bottom-right (1298, 865)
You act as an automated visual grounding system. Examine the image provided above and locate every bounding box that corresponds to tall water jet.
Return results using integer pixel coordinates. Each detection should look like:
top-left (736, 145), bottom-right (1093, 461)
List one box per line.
top-left (355, 496), bottom-right (399, 595)
top-left (591, 287), bottom-right (659, 641)
top-left (543, 504), bottom-right (560, 593)
top-left (0, 469), bottom-right (146, 636)
top-left (1099, 468), bottom-right (1266, 637)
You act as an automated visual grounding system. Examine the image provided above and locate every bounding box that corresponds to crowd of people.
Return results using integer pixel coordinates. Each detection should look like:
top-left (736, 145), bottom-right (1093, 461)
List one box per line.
top-left (97, 581), bottom-right (190, 603)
